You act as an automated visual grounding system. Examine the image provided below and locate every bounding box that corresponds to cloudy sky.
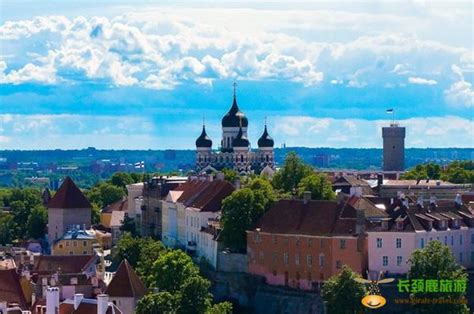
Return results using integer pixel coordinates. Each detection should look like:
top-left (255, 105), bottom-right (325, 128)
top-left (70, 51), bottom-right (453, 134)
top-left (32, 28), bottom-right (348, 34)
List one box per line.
top-left (0, 0), bottom-right (473, 149)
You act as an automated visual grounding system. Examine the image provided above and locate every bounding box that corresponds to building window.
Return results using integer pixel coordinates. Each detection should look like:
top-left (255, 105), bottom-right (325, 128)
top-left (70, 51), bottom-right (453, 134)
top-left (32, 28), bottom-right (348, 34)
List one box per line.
top-left (73, 241), bottom-right (77, 247)
top-left (320, 239), bottom-right (324, 247)
top-left (284, 237), bottom-right (289, 245)
top-left (83, 241), bottom-right (87, 247)
top-left (69, 251), bottom-right (73, 255)
top-left (319, 254), bottom-right (325, 267)
top-left (83, 251), bottom-right (87, 255)
top-left (59, 244), bottom-right (63, 249)
top-left (254, 234), bottom-right (261, 243)
top-left (307, 254), bottom-right (312, 266)
top-left (460, 235), bottom-right (463, 245)
top-left (451, 236), bottom-right (454, 246)
top-left (376, 238), bottom-right (383, 248)
top-left (307, 238), bottom-right (312, 247)
top-left (396, 238), bottom-right (402, 248)
top-left (295, 253), bottom-right (300, 266)
top-left (459, 253), bottom-right (463, 262)
top-left (336, 260), bottom-right (342, 269)
top-left (259, 251), bottom-right (264, 260)
top-left (272, 235), bottom-right (277, 244)
top-left (283, 252), bottom-right (289, 265)
top-left (272, 252), bottom-right (277, 263)
top-left (444, 236), bottom-right (448, 245)
top-left (420, 238), bottom-right (424, 248)
top-left (340, 239), bottom-right (346, 249)
top-left (382, 256), bottom-right (388, 267)
top-left (396, 256), bottom-right (402, 266)
top-left (471, 234), bottom-right (474, 244)
top-left (295, 237), bottom-right (300, 246)
top-left (66, 241), bottom-right (70, 247)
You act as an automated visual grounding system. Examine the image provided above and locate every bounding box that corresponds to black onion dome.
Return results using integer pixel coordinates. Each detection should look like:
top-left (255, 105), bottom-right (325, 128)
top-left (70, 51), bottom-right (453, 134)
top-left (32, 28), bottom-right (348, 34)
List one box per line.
top-left (232, 126), bottom-right (250, 147)
top-left (258, 125), bottom-right (274, 147)
top-left (221, 96), bottom-right (248, 128)
top-left (195, 126), bottom-right (212, 148)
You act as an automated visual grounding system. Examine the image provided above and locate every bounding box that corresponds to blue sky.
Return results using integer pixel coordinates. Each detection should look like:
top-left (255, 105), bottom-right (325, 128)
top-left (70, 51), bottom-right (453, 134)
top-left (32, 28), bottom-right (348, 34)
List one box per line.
top-left (0, 1), bottom-right (473, 149)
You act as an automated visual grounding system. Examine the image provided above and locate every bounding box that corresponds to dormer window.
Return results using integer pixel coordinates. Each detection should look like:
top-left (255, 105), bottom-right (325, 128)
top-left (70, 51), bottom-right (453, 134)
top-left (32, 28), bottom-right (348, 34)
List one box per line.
top-left (439, 220), bottom-right (446, 230)
top-left (453, 219), bottom-right (459, 229)
top-left (381, 221), bottom-right (389, 230)
top-left (396, 221), bottom-right (404, 230)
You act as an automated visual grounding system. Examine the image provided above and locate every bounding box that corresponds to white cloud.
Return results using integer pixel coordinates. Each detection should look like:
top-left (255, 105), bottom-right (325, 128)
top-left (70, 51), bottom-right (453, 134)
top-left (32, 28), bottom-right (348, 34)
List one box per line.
top-left (444, 64), bottom-right (474, 108)
top-left (408, 76), bottom-right (437, 85)
top-left (272, 115), bottom-right (474, 148)
top-left (0, 8), bottom-right (471, 95)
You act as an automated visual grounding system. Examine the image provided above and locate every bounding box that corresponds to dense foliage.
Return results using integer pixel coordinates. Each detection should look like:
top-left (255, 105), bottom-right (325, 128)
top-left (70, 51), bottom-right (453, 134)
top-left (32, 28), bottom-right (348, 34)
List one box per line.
top-left (408, 240), bottom-right (470, 313)
top-left (0, 188), bottom-right (46, 244)
top-left (272, 151), bottom-right (313, 192)
top-left (220, 178), bottom-right (276, 252)
top-left (401, 161), bottom-right (473, 183)
top-left (297, 173), bottom-right (336, 200)
top-left (321, 265), bottom-right (366, 314)
top-left (136, 249), bottom-right (232, 314)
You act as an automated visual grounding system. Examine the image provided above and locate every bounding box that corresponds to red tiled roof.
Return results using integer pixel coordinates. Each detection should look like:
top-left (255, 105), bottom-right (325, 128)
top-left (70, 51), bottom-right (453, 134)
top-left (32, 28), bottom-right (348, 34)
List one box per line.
top-left (47, 177), bottom-right (92, 209)
top-left (33, 255), bottom-right (94, 275)
top-left (102, 199), bottom-right (128, 214)
top-left (256, 200), bottom-right (344, 236)
top-left (0, 269), bottom-right (28, 309)
top-left (105, 260), bottom-right (146, 298)
top-left (174, 180), bottom-right (235, 212)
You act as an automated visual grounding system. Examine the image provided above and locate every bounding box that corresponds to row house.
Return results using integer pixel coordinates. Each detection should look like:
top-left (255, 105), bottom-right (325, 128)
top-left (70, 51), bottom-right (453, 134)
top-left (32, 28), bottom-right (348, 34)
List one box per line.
top-left (246, 192), bottom-right (388, 290)
top-left (367, 195), bottom-right (474, 275)
top-left (161, 178), bottom-right (234, 268)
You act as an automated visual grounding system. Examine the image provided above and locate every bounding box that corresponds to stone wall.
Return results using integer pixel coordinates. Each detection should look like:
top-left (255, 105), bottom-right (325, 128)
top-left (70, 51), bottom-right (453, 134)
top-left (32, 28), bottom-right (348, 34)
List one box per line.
top-left (216, 252), bottom-right (247, 273)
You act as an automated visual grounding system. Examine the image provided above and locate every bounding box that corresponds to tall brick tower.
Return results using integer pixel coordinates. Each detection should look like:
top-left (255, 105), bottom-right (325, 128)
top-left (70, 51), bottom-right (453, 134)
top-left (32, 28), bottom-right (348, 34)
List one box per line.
top-left (382, 123), bottom-right (406, 171)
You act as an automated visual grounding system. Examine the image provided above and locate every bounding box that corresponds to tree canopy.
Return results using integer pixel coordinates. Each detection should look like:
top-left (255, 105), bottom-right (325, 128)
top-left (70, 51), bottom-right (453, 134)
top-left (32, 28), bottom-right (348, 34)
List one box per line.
top-left (297, 173), bottom-right (335, 200)
top-left (402, 161), bottom-right (473, 183)
top-left (136, 249), bottom-right (232, 314)
top-left (321, 265), bottom-right (366, 314)
top-left (272, 151), bottom-right (313, 192)
top-left (26, 205), bottom-right (47, 239)
top-left (408, 240), bottom-right (469, 313)
top-left (221, 178), bottom-right (277, 252)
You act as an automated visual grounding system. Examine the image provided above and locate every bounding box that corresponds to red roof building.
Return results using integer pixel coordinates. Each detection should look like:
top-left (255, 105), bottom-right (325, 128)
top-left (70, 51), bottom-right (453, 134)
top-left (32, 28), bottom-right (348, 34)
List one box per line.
top-left (0, 269), bottom-right (28, 310)
top-left (246, 193), bottom-right (383, 290)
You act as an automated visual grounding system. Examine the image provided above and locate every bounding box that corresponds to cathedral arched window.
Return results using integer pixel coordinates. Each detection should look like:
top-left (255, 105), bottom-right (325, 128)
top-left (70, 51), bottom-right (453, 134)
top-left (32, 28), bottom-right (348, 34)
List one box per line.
top-left (227, 137), bottom-right (230, 148)
top-left (198, 155), bottom-right (202, 163)
top-left (266, 155), bottom-right (269, 162)
top-left (240, 155), bottom-right (244, 162)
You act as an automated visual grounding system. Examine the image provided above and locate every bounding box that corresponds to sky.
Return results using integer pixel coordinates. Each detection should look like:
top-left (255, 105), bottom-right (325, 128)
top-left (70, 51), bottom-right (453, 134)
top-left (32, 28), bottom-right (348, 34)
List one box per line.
top-left (0, 0), bottom-right (473, 149)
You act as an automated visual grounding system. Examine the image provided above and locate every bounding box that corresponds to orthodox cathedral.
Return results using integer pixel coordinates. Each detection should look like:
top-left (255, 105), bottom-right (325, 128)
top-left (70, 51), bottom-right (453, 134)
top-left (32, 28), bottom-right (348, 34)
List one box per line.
top-left (195, 86), bottom-right (275, 174)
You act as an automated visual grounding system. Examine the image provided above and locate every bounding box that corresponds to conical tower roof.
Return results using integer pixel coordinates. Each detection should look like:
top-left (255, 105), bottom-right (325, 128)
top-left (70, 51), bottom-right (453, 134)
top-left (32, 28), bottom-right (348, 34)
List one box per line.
top-left (47, 177), bottom-right (91, 209)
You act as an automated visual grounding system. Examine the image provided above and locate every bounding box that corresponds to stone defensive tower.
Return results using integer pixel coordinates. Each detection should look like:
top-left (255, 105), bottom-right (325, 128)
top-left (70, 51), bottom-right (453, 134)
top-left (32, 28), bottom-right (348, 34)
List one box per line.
top-left (382, 123), bottom-right (405, 171)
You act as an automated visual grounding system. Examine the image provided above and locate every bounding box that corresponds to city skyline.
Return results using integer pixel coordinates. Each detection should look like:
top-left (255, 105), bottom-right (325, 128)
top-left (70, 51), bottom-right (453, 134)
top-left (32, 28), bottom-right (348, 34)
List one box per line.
top-left (1, 1), bottom-right (473, 149)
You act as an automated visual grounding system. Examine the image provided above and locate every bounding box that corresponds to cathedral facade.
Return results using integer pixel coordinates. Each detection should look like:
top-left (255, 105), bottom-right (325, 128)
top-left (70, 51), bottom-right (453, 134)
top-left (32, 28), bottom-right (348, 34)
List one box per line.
top-left (195, 90), bottom-right (275, 174)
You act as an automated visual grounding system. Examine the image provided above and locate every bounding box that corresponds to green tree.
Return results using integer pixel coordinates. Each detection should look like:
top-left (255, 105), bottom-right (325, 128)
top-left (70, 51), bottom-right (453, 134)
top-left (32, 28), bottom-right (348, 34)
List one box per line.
top-left (87, 182), bottom-right (124, 208)
top-left (139, 249), bottom-right (229, 314)
top-left (110, 172), bottom-right (134, 189)
top-left (321, 265), bottom-right (366, 314)
top-left (221, 189), bottom-right (258, 252)
top-left (205, 302), bottom-right (233, 314)
top-left (272, 151), bottom-right (313, 192)
top-left (297, 173), bottom-right (335, 200)
top-left (119, 214), bottom-right (137, 237)
top-left (247, 177), bottom-right (277, 210)
top-left (26, 205), bottom-right (47, 239)
top-left (222, 168), bottom-right (238, 183)
top-left (0, 214), bottom-right (16, 245)
top-left (113, 232), bottom-right (142, 267)
top-left (408, 240), bottom-right (469, 313)
top-left (136, 292), bottom-right (180, 314)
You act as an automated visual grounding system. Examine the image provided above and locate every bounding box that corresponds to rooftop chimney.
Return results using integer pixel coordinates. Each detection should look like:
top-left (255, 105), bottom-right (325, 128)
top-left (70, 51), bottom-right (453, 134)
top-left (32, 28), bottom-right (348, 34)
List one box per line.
top-left (216, 172), bottom-right (225, 181)
top-left (97, 294), bottom-right (108, 314)
top-left (455, 193), bottom-right (462, 206)
top-left (74, 293), bottom-right (84, 310)
top-left (355, 209), bottom-right (366, 234)
top-left (303, 191), bottom-right (312, 204)
top-left (417, 195), bottom-right (424, 208)
top-left (377, 173), bottom-right (383, 187)
top-left (46, 287), bottom-right (59, 314)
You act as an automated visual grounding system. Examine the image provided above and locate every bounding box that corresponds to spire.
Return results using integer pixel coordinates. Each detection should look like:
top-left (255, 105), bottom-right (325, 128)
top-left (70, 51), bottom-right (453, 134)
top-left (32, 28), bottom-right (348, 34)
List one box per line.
top-left (233, 81), bottom-right (237, 99)
top-left (222, 81), bottom-right (248, 128)
top-left (258, 119), bottom-right (274, 148)
top-left (196, 122), bottom-right (212, 148)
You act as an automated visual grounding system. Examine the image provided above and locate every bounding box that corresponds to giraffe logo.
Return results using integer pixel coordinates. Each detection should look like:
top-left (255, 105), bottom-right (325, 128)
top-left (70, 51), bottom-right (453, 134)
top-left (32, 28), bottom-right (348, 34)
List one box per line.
top-left (355, 271), bottom-right (395, 309)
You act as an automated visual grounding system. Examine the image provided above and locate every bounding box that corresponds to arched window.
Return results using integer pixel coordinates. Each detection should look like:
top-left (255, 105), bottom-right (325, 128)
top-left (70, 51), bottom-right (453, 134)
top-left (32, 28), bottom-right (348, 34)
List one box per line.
top-left (266, 155), bottom-right (269, 162)
top-left (240, 155), bottom-right (244, 162)
top-left (198, 155), bottom-right (202, 162)
top-left (227, 137), bottom-right (230, 147)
